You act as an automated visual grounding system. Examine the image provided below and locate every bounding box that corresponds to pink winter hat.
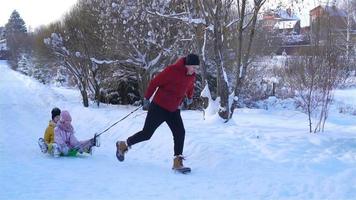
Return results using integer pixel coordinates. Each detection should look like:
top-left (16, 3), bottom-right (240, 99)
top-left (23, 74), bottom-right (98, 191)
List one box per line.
top-left (60, 110), bottom-right (72, 122)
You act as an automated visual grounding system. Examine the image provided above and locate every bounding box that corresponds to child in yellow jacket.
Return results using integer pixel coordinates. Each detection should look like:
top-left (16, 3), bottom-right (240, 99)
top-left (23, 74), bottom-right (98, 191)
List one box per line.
top-left (38, 107), bottom-right (61, 153)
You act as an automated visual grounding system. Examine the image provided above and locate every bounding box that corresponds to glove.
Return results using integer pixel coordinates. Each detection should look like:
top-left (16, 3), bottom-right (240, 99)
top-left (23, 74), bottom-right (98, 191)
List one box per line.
top-left (90, 134), bottom-right (100, 147)
top-left (185, 98), bottom-right (193, 106)
top-left (142, 99), bottom-right (150, 110)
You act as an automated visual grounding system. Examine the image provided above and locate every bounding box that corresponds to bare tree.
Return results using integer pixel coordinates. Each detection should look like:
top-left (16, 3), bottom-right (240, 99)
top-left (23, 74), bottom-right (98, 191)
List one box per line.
top-left (72, 1), bottom-right (108, 107)
top-left (283, 11), bottom-right (347, 133)
top-left (147, 0), bottom-right (266, 120)
top-left (93, 0), bottom-right (189, 101)
top-left (337, 0), bottom-right (356, 75)
top-left (44, 32), bottom-right (91, 107)
top-left (44, 1), bottom-right (108, 107)
top-left (229, 0), bottom-right (267, 120)
top-left (34, 0), bottom-right (266, 113)
top-left (146, 0), bottom-right (212, 110)
top-left (189, 0), bottom-right (266, 120)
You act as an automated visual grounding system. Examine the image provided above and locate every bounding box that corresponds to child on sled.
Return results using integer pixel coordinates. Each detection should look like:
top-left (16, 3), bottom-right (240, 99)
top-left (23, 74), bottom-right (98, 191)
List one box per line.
top-left (38, 107), bottom-right (60, 154)
top-left (39, 110), bottom-right (99, 157)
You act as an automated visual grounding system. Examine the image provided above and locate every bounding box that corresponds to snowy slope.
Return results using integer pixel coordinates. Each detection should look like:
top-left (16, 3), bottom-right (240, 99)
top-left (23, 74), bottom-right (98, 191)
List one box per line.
top-left (1, 60), bottom-right (356, 200)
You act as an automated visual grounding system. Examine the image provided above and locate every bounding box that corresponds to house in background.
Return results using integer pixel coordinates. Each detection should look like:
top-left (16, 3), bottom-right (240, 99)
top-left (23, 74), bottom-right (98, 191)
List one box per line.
top-left (261, 4), bottom-right (356, 56)
top-left (310, 5), bottom-right (349, 31)
top-left (262, 8), bottom-right (301, 35)
top-left (261, 8), bottom-right (309, 55)
top-left (309, 5), bottom-right (356, 44)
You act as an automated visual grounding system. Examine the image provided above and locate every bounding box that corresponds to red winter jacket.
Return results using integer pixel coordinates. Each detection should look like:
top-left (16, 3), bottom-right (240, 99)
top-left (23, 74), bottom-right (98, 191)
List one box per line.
top-left (144, 57), bottom-right (196, 112)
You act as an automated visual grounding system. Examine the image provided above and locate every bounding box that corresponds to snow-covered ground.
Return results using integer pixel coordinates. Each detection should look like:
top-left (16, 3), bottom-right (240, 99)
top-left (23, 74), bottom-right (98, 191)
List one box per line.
top-left (1, 60), bottom-right (356, 200)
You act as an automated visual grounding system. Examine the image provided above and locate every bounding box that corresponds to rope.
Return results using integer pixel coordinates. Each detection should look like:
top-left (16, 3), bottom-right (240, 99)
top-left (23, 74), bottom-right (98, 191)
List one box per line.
top-left (96, 105), bottom-right (143, 137)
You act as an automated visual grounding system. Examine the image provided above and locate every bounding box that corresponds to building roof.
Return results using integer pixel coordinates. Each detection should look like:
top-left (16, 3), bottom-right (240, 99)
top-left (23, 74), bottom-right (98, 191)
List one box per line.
top-left (263, 9), bottom-right (300, 21)
top-left (276, 9), bottom-right (299, 20)
top-left (274, 20), bottom-right (299, 30)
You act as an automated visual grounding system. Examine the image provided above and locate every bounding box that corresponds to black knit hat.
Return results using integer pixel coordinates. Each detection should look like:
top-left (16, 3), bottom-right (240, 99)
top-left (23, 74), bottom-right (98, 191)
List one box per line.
top-left (185, 54), bottom-right (200, 65)
top-left (51, 107), bottom-right (61, 120)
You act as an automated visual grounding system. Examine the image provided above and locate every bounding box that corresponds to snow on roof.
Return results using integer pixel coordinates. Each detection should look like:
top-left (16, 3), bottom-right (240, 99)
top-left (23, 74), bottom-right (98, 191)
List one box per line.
top-left (274, 20), bottom-right (298, 30)
top-left (276, 9), bottom-right (299, 20)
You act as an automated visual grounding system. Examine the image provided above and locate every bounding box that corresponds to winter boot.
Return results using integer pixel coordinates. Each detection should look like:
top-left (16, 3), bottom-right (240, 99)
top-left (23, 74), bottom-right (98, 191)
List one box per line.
top-left (172, 155), bottom-right (185, 170)
top-left (87, 146), bottom-right (94, 155)
top-left (85, 145), bottom-right (94, 155)
top-left (38, 138), bottom-right (48, 153)
top-left (172, 155), bottom-right (191, 173)
top-left (116, 141), bottom-right (128, 161)
top-left (52, 143), bottom-right (61, 158)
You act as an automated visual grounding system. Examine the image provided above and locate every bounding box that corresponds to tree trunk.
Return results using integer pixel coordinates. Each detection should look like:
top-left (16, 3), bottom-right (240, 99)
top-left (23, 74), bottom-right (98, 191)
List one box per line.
top-left (136, 68), bottom-right (150, 101)
top-left (91, 69), bottom-right (101, 107)
top-left (95, 84), bottom-right (100, 107)
top-left (81, 89), bottom-right (89, 107)
top-left (229, 0), bottom-right (246, 120)
top-left (230, 1), bottom-right (263, 119)
top-left (214, 0), bottom-right (229, 120)
top-left (77, 74), bottom-right (89, 107)
top-left (194, 24), bottom-right (208, 89)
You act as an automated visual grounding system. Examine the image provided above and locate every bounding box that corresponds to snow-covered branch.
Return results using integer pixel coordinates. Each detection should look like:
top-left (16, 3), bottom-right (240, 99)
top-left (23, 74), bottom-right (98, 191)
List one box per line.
top-left (226, 18), bottom-right (241, 28)
top-left (90, 58), bottom-right (116, 64)
top-left (146, 10), bottom-right (206, 25)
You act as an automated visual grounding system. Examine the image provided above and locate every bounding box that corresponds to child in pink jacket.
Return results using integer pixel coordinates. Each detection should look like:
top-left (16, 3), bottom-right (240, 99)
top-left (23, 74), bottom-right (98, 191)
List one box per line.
top-left (53, 110), bottom-right (97, 157)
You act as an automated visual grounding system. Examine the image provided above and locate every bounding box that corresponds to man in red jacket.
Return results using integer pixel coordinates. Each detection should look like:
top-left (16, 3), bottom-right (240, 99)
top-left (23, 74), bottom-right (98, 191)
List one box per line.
top-left (116, 54), bottom-right (199, 171)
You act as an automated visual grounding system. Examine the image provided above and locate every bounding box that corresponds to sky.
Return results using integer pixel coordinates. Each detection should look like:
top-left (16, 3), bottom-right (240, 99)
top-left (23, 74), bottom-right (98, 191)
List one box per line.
top-left (0, 0), bottom-right (77, 30)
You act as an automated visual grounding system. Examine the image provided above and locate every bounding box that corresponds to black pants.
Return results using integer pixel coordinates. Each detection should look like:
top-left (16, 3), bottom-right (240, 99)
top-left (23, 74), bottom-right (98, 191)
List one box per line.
top-left (127, 103), bottom-right (185, 156)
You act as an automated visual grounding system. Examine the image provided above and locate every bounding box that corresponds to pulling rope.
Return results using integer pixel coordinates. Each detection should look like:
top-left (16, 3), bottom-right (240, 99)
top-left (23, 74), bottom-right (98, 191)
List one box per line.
top-left (96, 105), bottom-right (143, 138)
